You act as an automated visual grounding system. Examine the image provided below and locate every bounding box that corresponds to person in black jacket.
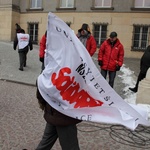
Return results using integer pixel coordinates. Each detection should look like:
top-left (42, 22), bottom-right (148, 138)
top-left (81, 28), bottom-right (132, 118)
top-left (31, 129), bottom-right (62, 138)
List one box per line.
top-left (13, 29), bottom-right (33, 71)
top-left (35, 87), bottom-right (81, 150)
top-left (129, 45), bottom-right (150, 92)
top-left (15, 23), bottom-right (22, 33)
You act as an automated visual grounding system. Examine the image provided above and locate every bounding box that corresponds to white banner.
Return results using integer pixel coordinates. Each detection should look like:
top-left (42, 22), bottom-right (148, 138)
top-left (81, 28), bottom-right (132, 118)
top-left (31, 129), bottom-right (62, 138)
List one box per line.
top-left (38, 12), bottom-right (150, 130)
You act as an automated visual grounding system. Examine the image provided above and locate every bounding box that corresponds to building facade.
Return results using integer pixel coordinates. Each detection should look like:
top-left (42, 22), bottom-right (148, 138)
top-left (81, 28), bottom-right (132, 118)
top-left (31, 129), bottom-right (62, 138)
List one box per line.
top-left (0, 0), bottom-right (150, 58)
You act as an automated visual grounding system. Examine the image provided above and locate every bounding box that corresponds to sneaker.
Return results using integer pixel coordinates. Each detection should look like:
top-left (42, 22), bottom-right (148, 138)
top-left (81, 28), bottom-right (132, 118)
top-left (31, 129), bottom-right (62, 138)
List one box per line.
top-left (19, 68), bottom-right (23, 71)
top-left (129, 87), bottom-right (137, 93)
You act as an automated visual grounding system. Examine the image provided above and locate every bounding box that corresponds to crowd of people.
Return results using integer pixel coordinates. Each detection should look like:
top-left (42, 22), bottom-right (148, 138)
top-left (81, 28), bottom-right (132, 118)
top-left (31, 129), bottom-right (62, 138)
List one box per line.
top-left (13, 23), bottom-right (150, 150)
top-left (36, 23), bottom-right (126, 150)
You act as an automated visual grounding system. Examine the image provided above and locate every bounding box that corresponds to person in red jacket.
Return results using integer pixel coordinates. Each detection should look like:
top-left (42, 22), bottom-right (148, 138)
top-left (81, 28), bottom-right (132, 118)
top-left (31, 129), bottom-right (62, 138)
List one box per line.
top-left (39, 31), bottom-right (47, 71)
top-left (98, 31), bottom-right (124, 88)
top-left (77, 23), bottom-right (97, 56)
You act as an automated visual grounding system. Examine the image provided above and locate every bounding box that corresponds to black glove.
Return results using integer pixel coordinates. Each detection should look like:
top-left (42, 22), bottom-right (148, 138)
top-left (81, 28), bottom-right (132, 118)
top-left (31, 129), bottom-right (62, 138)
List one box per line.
top-left (98, 60), bottom-right (103, 66)
top-left (116, 65), bottom-right (121, 71)
top-left (39, 57), bottom-right (44, 63)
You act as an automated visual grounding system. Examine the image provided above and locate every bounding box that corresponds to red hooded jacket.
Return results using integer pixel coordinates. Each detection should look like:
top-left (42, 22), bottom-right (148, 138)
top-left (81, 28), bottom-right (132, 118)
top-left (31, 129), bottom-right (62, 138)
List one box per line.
top-left (39, 34), bottom-right (46, 59)
top-left (77, 31), bottom-right (97, 56)
top-left (86, 35), bottom-right (97, 56)
top-left (98, 39), bottom-right (124, 71)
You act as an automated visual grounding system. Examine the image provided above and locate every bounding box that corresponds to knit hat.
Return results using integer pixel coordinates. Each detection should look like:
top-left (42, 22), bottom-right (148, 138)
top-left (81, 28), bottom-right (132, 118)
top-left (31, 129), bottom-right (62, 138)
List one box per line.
top-left (81, 23), bottom-right (89, 31)
top-left (109, 32), bottom-right (117, 38)
top-left (16, 23), bottom-right (22, 33)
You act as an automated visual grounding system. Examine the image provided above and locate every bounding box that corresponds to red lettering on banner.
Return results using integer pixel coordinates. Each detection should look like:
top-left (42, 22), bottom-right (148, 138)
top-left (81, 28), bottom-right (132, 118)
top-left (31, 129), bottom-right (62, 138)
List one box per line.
top-left (51, 67), bottom-right (103, 108)
top-left (20, 37), bottom-right (28, 40)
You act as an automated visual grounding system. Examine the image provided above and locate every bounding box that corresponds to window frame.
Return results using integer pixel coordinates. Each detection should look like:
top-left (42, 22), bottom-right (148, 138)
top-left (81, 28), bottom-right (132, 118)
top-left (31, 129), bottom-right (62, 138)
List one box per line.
top-left (30, 0), bottom-right (42, 9)
top-left (134, 0), bottom-right (150, 8)
top-left (93, 23), bottom-right (108, 47)
top-left (132, 25), bottom-right (150, 51)
top-left (94, 0), bottom-right (112, 8)
top-left (28, 22), bottom-right (39, 45)
top-left (60, 0), bottom-right (75, 8)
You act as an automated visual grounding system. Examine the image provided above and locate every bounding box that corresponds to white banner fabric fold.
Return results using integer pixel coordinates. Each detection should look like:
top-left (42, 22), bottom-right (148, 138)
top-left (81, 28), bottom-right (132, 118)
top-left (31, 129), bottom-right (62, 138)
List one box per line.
top-left (38, 12), bottom-right (150, 130)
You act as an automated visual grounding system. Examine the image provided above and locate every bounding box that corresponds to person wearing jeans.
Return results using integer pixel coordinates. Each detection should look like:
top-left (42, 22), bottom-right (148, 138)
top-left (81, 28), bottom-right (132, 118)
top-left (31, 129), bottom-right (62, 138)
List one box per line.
top-left (98, 31), bottom-right (124, 88)
top-left (100, 70), bottom-right (117, 88)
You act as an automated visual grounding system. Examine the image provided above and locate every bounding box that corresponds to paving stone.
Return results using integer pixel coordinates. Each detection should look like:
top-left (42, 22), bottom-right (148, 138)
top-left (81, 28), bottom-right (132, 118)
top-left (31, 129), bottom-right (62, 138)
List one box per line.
top-left (1, 41), bottom-right (150, 150)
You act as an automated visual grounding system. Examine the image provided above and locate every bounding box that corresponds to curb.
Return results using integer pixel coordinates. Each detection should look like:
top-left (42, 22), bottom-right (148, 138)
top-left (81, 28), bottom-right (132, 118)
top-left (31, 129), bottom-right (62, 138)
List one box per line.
top-left (0, 78), bottom-right (36, 87)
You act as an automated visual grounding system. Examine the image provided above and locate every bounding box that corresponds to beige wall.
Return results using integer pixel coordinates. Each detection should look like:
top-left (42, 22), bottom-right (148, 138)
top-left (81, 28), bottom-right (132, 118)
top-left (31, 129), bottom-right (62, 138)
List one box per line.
top-left (11, 11), bottom-right (20, 40)
top-left (0, 8), bottom-right (12, 41)
top-left (53, 12), bottom-right (150, 58)
top-left (1, 11), bottom-right (150, 58)
top-left (20, 13), bottom-right (48, 42)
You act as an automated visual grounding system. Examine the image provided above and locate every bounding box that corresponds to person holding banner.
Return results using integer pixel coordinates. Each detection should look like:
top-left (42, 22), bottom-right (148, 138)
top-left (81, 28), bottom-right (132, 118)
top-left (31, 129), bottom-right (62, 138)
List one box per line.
top-left (77, 23), bottom-right (97, 56)
top-left (98, 31), bottom-right (124, 88)
top-left (35, 13), bottom-right (150, 149)
top-left (35, 88), bottom-right (81, 150)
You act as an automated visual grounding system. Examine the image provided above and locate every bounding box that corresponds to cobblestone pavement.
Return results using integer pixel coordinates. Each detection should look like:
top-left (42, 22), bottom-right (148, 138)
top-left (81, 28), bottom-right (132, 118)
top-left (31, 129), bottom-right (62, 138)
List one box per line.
top-left (1, 41), bottom-right (150, 150)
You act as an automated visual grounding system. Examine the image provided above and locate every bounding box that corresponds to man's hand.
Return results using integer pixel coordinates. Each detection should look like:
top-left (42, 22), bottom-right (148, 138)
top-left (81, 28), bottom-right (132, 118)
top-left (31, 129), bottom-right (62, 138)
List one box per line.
top-left (39, 57), bottom-right (44, 62)
top-left (116, 65), bottom-right (121, 71)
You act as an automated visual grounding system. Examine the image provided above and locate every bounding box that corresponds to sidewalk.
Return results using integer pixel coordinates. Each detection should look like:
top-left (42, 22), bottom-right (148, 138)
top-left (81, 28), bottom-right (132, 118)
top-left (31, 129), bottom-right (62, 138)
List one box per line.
top-left (1, 41), bottom-right (150, 150)
top-left (0, 41), bottom-right (41, 86)
top-left (0, 41), bottom-right (140, 97)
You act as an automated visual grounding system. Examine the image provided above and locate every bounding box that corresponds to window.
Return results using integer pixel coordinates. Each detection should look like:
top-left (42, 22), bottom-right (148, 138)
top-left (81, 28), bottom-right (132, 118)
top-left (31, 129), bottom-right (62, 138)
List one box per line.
top-left (134, 0), bottom-right (150, 8)
top-left (132, 25), bottom-right (150, 50)
top-left (60, 0), bottom-right (74, 8)
top-left (94, 0), bottom-right (112, 7)
top-left (93, 24), bottom-right (107, 47)
top-left (30, 0), bottom-right (42, 9)
top-left (28, 23), bottom-right (38, 44)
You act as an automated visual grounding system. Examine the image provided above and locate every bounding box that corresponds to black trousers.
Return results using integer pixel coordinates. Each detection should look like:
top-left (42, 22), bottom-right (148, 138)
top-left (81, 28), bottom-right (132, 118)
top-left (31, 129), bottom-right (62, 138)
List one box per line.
top-left (101, 69), bottom-right (116, 88)
top-left (41, 62), bottom-right (45, 72)
top-left (36, 123), bottom-right (80, 150)
top-left (19, 51), bottom-right (28, 69)
top-left (134, 71), bottom-right (146, 91)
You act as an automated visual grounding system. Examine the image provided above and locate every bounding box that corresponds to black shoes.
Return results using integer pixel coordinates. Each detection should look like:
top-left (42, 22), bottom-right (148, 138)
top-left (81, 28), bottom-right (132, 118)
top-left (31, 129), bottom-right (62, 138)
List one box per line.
top-left (19, 68), bottom-right (23, 71)
top-left (129, 87), bottom-right (137, 93)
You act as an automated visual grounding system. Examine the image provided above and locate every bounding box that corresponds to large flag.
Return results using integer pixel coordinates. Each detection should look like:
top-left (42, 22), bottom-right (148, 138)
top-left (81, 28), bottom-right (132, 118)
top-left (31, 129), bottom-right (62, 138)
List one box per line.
top-left (38, 12), bottom-right (150, 130)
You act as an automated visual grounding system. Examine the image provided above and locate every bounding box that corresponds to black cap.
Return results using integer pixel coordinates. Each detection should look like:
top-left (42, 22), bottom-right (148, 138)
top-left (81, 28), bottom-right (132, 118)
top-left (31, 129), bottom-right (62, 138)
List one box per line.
top-left (109, 32), bottom-right (117, 38)
top-left (81, 23), bottom-right (88, 31)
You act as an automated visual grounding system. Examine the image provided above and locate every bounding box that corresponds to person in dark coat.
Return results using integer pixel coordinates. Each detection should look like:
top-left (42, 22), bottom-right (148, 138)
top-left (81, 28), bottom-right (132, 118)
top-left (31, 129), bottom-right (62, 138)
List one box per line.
top-left (15, 23), bottom-right (22, 33)
top-left (129, 45), bottom-right (150, 92)
top-left (77, 23), bottom-right (97, 56)
top-left (35, 87), bottom-right (81, 150)
top-left (13, 29), bottom-right (33, 71)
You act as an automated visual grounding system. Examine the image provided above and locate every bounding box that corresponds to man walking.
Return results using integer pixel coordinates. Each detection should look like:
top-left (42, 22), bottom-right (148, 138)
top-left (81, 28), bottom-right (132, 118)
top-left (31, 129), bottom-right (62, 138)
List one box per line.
top-left (98, 31), bottom-right (124, 88)
top-left (129, 45), bottom-right (150, 92)
top-left (13, 29), bottom-right (33, 71)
